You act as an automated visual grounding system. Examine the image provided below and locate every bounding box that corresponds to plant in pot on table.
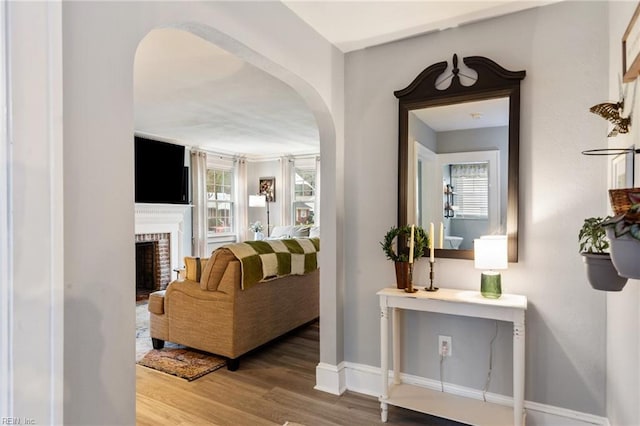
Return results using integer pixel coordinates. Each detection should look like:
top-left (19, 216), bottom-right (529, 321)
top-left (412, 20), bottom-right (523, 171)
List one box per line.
top-left (602, 201), bottom-right (640, 280)
top-left (579, 217), bottom-right (627, 291)
top-left (380, 225), bottom-right (429, 291)
top-left (250, 221), bottom-right (264, 240)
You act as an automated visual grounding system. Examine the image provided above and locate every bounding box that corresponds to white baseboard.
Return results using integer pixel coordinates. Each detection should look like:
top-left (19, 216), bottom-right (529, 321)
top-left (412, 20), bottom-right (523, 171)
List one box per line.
top-left (315, 361), bottom-right (609, 426)
top-left (314, 362), bottom-right (346, 395)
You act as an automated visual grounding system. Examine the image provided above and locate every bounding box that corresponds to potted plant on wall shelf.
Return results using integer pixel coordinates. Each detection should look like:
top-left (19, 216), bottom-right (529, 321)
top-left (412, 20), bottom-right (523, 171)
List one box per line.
top-left (380, 225), bottom-right (429, 289)
top-left (579, 217), bottom-right (627, 291)
top-left (602, 195), bottom-right (640, 279)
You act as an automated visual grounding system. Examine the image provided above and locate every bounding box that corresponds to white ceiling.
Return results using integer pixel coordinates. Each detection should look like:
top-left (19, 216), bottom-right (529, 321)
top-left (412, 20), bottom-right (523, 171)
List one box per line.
top-left (134, 2), bottom-right (556, 157)
top-left (282, 1), bottom-right (557, 53)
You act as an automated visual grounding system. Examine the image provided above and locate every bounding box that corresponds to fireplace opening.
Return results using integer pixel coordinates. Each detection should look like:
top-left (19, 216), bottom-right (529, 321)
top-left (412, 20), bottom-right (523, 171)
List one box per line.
top-left (135, 232), bottom-right (171, 301)
top-left (136, 241), bottom-right (156, 296)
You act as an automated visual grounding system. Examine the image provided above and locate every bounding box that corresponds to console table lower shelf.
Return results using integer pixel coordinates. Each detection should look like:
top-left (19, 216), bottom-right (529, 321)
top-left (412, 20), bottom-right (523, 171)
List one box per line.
top-left (382, 383), bottom-right (517, 426)
top-left (378, 287), bottom-right (527, 425)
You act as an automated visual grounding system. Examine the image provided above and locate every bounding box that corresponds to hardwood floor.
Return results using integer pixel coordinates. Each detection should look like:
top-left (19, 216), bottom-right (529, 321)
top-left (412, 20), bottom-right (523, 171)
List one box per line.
top-left (136, 322), bottom-right (464, 425)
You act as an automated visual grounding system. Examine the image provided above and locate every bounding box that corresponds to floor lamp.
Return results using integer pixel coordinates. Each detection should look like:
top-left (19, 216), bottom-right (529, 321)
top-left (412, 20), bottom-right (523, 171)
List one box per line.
top-left (249, 194), bottom-right (270, 237)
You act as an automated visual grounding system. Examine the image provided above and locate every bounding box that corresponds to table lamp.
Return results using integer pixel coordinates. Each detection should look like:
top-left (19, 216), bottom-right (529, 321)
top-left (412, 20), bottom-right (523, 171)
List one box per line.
top-left (474, 235), bottom-right (508, 299)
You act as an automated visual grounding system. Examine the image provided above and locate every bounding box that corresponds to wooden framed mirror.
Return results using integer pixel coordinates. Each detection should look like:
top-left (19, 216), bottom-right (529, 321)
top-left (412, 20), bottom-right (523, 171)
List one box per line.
top-left (395, 54), bottom-right (525, 261)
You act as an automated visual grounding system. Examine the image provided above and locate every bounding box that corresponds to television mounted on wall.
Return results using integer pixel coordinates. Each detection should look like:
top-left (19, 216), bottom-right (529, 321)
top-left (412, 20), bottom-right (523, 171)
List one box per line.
top-left (134, 136), bottom-right (189, 204)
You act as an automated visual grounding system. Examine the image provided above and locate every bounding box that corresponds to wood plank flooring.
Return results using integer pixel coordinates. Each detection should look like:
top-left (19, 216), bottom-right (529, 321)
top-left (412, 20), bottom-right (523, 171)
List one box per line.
top-left (136, 322), bottom-right (464, 425)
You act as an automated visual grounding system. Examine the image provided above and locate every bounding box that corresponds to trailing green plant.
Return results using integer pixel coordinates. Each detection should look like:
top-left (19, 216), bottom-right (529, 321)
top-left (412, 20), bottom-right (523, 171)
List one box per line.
top-left (380, 225), bottom-right (429, 262)
top-left (579, 217), bottom-right (609, 254)
top-left (602, 203), bottom-right (640, 240)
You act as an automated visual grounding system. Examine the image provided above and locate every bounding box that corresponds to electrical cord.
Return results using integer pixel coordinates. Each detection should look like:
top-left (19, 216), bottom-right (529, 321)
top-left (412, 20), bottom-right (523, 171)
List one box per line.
top-left (482, 321), bottom-right (499, 402)
top-left (439, 353), bottom-right (445, 392)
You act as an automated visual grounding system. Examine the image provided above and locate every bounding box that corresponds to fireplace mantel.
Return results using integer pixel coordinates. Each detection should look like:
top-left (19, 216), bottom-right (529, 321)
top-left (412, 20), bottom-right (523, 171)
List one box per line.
top-left (135, 203), bottom-right (192, 277)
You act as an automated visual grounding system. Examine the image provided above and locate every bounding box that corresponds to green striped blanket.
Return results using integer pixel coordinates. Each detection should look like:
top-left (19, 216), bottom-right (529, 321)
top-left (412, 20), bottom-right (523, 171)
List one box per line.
top-left (223, 238), bottom-right (320, 290)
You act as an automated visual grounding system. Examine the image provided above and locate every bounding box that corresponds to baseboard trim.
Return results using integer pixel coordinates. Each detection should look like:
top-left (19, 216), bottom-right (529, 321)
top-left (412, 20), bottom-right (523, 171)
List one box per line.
top-left (314, 362), bottom-right (346, 395)
top-left (314, 362), bottom-right (609, 426)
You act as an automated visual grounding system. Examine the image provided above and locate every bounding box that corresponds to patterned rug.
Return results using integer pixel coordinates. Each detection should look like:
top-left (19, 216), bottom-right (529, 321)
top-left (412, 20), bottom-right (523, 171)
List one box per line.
top-left (136, 301), bottom-right (226, 380)
top-left (138, 348), bottom-right (226, 381)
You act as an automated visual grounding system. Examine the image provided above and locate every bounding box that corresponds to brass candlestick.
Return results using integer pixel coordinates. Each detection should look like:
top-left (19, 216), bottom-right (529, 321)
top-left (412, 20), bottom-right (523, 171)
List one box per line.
top-left (425, 261), bottom-right (439, 292)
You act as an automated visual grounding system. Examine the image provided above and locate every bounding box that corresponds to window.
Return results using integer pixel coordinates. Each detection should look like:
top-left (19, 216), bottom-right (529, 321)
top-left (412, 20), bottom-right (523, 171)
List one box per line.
top-left (293, 166), bottom-right (316, 225)
top-left (206, 168), bottom-right (234, 235)
top-left (450, 162), bottom-right (488, 218)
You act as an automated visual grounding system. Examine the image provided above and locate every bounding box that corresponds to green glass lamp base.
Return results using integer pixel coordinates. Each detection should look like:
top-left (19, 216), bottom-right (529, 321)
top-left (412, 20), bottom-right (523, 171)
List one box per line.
top-left (480, 272), bottom-right (502, 299)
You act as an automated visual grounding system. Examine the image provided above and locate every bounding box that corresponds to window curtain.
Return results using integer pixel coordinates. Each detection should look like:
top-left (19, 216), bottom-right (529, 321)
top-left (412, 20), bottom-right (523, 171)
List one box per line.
top-left (280, 155), bottom-right (294, 226)
top-left (234, 157), bottom-right (248, 241)
top-left (191, 150), bottom-right (208, 257)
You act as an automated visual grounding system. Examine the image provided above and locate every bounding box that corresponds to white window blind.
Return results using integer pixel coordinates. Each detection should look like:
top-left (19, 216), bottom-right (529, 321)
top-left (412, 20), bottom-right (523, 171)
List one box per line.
top-left (450, 162), bottom-right (489, 218)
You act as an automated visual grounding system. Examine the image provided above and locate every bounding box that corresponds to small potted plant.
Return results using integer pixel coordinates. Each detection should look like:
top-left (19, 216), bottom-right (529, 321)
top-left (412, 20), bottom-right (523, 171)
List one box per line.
top-left (380, 225), bottom-right (429, 289)
top-left (250, 221), bottom-right (264, 240)
top-left (579, 217), bottom-right (627, 291)
top-left (602, 202), bottom-right (640, 279)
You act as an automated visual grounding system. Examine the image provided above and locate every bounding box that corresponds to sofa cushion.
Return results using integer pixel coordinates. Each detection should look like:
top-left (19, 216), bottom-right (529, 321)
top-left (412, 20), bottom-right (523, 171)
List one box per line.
top-left (184, 256), bottom-right (209, 281)
top-left (269, 225), bottom-right (310, 239)
top-left (199, 248), bottom-right (237, 291)
top-left (309, 226), bottom-right (320, 238)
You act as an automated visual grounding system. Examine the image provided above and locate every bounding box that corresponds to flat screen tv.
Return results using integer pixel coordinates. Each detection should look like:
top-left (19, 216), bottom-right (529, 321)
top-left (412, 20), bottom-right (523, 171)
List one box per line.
top-left (135, 137), bottom-right (188, 204)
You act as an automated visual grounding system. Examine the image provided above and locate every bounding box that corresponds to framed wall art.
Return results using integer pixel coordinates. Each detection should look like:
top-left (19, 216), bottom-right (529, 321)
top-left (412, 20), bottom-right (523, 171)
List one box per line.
top-left (259, 177), bottom-right (276, 202)
top-left (611, 145), bottom-right (635, 189)
top-left (623, 3), bottom-right (640, 82)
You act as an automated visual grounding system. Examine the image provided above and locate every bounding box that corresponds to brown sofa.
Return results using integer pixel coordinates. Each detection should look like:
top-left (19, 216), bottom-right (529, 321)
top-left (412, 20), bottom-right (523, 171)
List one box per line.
top-left (148, 244), bottom-right (319, 370)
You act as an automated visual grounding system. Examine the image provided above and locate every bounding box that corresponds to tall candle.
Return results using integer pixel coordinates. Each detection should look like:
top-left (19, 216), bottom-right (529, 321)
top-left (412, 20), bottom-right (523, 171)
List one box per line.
top-left (439, 222), bottom-right (444, 249)
top-left (408, 224), bottom-right (415, 264)
top-left (429, 222), bottom-right (435, 262)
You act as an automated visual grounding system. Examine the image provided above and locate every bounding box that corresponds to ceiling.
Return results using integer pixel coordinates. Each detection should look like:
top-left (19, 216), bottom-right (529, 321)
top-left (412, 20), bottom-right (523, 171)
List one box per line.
top-left (134, 1), bottom-right (556, 158)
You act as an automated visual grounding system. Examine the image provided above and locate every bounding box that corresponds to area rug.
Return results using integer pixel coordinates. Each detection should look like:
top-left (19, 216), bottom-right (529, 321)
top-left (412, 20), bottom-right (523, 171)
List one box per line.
top-left (136, 301), bottom-right (226, 380)
top-left (138, 348), bottom-right (226, 381)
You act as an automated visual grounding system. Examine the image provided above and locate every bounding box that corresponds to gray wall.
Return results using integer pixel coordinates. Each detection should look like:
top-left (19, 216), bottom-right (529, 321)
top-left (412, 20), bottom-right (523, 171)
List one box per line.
top-left (345, 1), bottom-right (608, 415)
top-left (607, 3), bottom-right (640, 425)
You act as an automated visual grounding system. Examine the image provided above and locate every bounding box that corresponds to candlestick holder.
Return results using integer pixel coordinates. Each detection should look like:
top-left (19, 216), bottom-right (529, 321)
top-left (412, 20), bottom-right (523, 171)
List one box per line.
top-left (425, 261), bottom-right (439, 292)
top-left (404, 263), bottom-right (418, 293)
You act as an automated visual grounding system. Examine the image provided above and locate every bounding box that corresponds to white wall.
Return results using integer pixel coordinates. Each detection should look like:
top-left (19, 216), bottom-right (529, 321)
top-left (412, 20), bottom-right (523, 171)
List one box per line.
top-left (3, 1), bottom-right (344, 424)
top-left (6, 2), bottom-right (64, 424)
top-left (345, 1), bottom-right (608, 416)
top-left (247, 160), bottom-right (282, 235)
top-left (607, 3), bottom-right (640, 425)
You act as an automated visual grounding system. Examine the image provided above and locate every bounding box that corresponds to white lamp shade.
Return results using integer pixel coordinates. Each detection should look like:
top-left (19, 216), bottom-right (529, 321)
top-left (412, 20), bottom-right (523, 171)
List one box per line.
top-left (474, 235), bottom-right (508, 270)
top-left (249, 194), bottom-right (266, 207)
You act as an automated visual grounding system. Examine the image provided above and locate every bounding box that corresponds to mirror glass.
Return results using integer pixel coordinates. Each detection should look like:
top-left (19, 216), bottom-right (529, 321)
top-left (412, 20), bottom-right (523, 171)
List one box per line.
top-left (410, 97), bottom-right (508, 252)
top-left (396, 55), bottom-right (525, 261)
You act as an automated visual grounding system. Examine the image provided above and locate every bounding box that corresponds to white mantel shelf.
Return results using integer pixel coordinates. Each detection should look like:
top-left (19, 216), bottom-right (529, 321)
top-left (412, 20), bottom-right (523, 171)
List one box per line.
top-left (377, 287), bottom-right (527, 426)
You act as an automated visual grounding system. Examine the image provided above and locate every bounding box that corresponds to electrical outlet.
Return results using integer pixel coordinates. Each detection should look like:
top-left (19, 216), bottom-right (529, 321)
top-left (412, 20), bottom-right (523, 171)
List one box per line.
top-left (439, 335), bottom-right (452, 357)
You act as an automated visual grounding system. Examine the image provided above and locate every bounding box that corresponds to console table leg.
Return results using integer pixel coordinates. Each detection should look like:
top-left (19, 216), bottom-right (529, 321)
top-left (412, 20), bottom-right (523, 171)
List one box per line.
top-left (380, 301), bottom-right (389, 421)
top-left (381, 401), bottom-right (388, 422)
top-left (513, 319), bottom-right (525, 426)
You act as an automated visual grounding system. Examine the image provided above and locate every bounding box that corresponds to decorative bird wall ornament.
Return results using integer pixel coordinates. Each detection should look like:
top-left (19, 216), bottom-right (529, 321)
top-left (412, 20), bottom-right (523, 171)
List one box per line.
top-left (589, 77), bottom-right (635, 137)
top-left (589, 100), bottom-right (630, 137)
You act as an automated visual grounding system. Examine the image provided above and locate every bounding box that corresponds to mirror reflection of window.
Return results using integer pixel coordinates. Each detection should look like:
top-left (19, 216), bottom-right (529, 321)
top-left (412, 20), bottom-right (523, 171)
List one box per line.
top-left (448, 162), bottom-right (489, 219)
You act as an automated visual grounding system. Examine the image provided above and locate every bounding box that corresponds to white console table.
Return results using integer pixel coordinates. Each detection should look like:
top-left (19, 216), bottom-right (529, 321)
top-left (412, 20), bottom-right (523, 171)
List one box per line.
top-left (378, 287), bottom-right (527, 426)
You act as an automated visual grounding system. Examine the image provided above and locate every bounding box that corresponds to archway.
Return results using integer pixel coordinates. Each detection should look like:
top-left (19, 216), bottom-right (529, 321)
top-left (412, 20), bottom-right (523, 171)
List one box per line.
top-left (132, 21), bottom-right (339, 387)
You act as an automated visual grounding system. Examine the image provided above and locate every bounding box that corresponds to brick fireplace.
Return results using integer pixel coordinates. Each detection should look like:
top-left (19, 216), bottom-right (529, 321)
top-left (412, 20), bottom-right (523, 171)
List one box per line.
top-left (135, 203), bottom-right (190, 295)
top-left (135, 233), bottom-right (171, 292)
